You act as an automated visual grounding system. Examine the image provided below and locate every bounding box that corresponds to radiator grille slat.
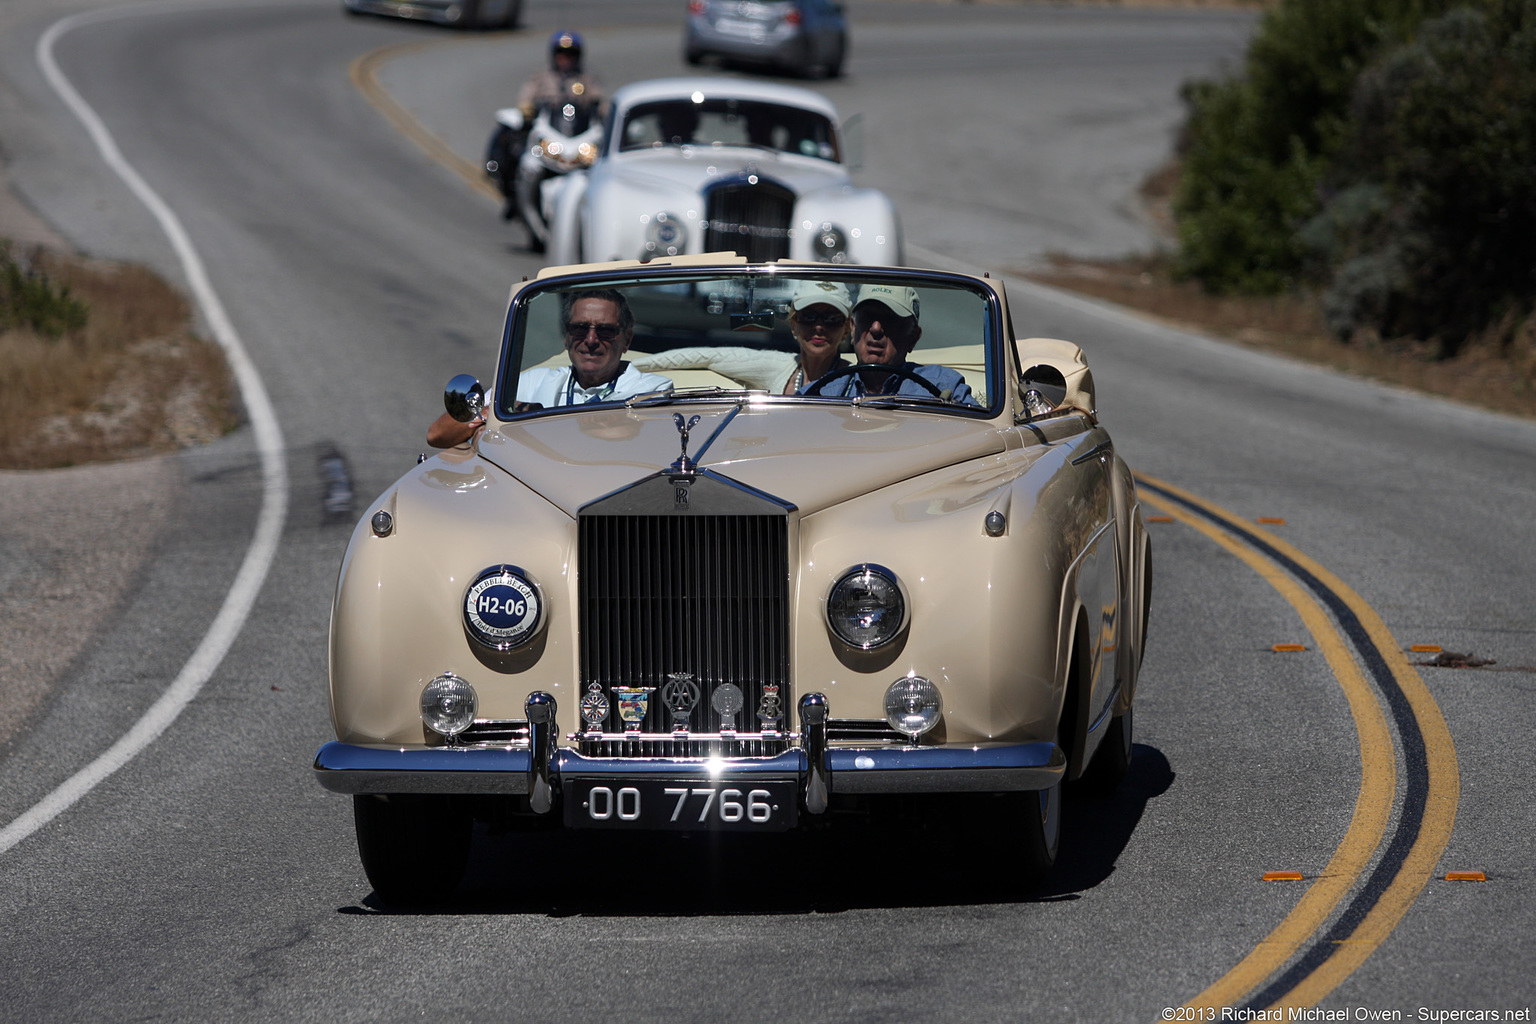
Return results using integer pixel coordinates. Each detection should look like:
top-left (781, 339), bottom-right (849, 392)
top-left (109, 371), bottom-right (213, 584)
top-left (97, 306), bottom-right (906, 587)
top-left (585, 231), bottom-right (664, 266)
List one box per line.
top-left (580, 512), bottom-right (789, 740)
top-left (703, 178), bottom-right (794, 263)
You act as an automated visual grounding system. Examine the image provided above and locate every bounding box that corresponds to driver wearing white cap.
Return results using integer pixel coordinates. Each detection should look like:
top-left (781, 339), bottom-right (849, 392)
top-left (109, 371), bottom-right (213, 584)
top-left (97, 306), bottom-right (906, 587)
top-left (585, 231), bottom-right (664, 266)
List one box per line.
top-left (829, 284), bottom-right (976, 405)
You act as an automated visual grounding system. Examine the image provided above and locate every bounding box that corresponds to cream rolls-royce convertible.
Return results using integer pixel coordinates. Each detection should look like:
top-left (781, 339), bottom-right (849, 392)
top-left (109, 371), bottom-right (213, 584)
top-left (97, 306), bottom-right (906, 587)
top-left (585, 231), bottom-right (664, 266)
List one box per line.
top-left (314, 255), bottom-right (1152, 904)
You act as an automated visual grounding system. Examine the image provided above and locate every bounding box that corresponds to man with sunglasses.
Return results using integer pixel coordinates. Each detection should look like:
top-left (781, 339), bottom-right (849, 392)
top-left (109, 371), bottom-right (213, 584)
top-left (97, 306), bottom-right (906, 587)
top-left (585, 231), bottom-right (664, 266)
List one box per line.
top-left (427, 289), bottom-right (671, 447)
top-left (831, 284), bottom-right (976, 405)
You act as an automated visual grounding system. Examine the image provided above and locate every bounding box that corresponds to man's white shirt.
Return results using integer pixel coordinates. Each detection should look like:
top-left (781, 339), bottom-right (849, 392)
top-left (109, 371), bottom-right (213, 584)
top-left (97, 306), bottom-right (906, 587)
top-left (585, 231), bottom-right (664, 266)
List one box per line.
top-left (516, 362), bottom-right (673, 406)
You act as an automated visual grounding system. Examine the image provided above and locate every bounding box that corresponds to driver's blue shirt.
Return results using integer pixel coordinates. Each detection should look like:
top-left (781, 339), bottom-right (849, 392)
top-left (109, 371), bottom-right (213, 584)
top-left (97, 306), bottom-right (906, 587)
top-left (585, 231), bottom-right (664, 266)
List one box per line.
top-left (819, 362), bottom-right (978, 406)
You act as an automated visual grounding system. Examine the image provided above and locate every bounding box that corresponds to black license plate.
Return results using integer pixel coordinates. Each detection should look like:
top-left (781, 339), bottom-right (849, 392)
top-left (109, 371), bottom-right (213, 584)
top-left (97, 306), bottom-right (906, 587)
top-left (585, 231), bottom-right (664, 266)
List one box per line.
top-left (564, 778), bottom-right (799, 831)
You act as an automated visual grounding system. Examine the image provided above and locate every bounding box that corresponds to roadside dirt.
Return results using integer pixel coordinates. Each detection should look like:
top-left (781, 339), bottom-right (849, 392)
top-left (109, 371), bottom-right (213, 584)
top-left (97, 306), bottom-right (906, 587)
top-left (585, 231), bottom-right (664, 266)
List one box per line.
top-left (0, 172), bottom-right (217, 749)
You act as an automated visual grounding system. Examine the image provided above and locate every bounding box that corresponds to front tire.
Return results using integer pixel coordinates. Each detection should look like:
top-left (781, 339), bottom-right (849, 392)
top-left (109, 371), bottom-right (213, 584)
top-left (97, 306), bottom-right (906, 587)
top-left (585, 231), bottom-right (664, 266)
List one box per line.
top-left (1014, 780), bottom-right (1062, 876)
top-left (353, 794), bottom-right (473, 906)
top-left (1079, 705), bottom-right (1134, 795)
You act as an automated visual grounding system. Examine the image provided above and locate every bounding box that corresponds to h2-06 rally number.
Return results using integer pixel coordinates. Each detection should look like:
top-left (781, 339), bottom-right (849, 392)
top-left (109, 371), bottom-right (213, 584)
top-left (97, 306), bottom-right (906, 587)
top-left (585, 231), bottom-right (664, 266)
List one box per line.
top-left (565, 779), bottom-right (798, 831)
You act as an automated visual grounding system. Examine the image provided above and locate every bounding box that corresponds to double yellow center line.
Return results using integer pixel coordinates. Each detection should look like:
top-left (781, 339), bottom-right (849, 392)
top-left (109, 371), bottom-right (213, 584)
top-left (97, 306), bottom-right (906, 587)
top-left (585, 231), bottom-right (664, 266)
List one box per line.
top-left (1137, 473), bottom-right (1459, 1013)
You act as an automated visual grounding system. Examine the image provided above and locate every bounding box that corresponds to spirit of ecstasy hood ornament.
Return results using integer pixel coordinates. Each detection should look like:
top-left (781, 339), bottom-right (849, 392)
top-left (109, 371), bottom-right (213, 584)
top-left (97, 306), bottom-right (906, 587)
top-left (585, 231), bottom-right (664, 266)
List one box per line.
top-left (672, 413), bottom-right (701, 472)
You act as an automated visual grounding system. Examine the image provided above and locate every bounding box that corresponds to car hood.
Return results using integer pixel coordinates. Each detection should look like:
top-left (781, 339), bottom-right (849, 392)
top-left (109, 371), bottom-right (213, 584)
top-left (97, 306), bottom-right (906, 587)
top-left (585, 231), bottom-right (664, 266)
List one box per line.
top-left (475, 403), bottom-right (1008, 518)
top-left (599, 149), bottom-right (849, 197)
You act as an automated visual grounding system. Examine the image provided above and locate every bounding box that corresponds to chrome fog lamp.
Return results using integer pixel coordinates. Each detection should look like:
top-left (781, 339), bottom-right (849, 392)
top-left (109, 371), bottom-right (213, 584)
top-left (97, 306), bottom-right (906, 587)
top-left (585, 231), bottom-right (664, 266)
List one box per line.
top-left (812, 221), bottom-right (848, 263)
top-left (421, 673), bottom-right (478, 738)
top-left (827, 564), bottom-right (907, 649)
top-left (884, 674), bottom-right (943, 741)
top-left (642, 212), bottom-right (686, 260)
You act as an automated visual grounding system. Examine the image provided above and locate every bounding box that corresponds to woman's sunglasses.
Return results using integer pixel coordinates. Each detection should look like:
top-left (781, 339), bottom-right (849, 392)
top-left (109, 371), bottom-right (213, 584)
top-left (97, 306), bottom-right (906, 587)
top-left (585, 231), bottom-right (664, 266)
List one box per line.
top-left (792, 311), bottom-right (847, 330)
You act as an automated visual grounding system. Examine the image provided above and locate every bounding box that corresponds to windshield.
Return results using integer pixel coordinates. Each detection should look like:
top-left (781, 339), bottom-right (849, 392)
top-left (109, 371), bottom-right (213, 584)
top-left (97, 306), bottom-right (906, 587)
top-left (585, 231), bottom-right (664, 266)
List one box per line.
top-left (540, 100), bottom-right (593, 137)
top-left (618, 98), bottom-right (839, 162)
top-left (496, 269), bottom-right (995, 417)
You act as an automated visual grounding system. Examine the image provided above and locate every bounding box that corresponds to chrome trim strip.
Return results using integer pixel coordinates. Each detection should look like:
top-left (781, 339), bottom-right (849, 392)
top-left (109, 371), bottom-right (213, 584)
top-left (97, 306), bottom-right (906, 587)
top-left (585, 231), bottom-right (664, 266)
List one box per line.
top-left (554, 748), bottom-right (806, 777)
top-left (799, 692), bottom-right (829, 813)
top-left (688, 402), bottom-right (743, 466)
top-left (826, 741), bottom-right (1065, 794)
top-left (312, 741), bottom-right (532, 794)
top-left (1071, 438), bottom-right (1113, 465)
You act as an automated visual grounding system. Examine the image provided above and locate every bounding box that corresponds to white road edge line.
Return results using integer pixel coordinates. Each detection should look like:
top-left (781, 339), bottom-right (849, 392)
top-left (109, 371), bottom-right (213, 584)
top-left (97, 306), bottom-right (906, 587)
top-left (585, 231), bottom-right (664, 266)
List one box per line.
top-left (0, 9), bottom-right (290, 857)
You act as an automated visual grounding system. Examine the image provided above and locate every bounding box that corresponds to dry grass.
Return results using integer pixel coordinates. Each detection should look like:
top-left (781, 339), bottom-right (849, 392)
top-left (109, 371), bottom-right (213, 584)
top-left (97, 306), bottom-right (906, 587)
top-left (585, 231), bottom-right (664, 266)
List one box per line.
top-left (0, 246), bottom-right (239, 469)
top-left (1025, 252), bottom-right (1536, 422)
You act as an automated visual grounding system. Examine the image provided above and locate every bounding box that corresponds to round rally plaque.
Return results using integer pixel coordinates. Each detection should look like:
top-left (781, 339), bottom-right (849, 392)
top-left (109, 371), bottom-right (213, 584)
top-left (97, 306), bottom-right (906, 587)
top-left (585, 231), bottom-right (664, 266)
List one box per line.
top-left (463, 566), bottom-right (542, 650)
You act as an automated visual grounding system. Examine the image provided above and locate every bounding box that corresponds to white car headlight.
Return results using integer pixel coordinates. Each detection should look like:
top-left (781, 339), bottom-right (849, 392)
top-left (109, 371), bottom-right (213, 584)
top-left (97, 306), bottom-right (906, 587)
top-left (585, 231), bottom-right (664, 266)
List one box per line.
top-left (826, 564), bottom-right (907, 649)
top-left (576, 142), bottom-right (597, 166)
top-left (421, 673), bottom-right (478, 738)
top-left (812, 221), bottom-right (848, 263)
top-left (884, 675), bottom-right (943, 740)
top-left (642, 212), bottom-right (686, 260)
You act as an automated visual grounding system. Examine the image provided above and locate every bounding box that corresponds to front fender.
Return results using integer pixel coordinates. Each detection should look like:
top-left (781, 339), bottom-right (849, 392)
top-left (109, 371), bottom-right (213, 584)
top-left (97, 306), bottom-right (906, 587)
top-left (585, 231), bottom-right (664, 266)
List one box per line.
top-left (792, 185), bottom-right (902, 263)
top-left (329, 452), bottom-right (578, 745)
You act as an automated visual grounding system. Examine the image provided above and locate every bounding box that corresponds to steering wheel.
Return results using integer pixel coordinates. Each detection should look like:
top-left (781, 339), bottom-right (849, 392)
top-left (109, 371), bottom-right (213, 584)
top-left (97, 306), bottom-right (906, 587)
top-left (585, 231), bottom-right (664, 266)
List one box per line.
top-left (801, 362), bottom-right (945, 398)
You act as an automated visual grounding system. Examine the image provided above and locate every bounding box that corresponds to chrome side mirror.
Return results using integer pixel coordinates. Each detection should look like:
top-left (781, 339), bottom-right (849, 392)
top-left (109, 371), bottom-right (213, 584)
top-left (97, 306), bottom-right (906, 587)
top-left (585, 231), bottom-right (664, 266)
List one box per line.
top-left (444, 374), bottom-right (485, 423)
top-left (1019, 364), bottom-right (1067, 421)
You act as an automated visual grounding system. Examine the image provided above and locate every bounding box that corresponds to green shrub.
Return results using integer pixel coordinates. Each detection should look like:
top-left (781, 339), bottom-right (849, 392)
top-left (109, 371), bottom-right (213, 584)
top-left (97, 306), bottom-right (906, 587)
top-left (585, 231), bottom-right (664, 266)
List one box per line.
top-left (1309, 1), bottom-right (1536, 351)
top-left (1174, 0), bottom-right (1462, 294)
top-left (0, 241), bottom-right (89, 338)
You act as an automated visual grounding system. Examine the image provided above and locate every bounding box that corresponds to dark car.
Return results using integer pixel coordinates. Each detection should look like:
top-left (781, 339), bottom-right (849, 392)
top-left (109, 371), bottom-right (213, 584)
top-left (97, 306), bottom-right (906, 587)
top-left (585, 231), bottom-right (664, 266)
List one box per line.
top-left (343, 0), bottom-right (520, 31)
top-left (684, 0), bottom-right (848, 78)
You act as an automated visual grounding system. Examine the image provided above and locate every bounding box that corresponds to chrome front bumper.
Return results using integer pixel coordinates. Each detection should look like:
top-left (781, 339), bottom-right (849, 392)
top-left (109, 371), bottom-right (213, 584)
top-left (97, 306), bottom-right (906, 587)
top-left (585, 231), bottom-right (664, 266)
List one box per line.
top-left (314, 692), bottom-right (1065, 809)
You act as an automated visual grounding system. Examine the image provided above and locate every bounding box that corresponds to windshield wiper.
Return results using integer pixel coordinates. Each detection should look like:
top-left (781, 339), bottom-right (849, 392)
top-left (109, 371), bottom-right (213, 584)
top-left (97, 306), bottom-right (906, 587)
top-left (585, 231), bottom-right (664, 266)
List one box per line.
top-left (851, 393), bottom-right (965, 409)
top-left (625, 386), bottom-right (757, 408)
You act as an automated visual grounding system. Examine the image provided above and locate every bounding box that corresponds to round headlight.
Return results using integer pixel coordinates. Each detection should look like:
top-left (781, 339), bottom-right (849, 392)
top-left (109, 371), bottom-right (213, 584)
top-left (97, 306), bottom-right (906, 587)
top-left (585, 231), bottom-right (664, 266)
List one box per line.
top-left (421, 672), bottom-right (478, 737)
top-left (576, 141), bottom-right (597, 165)
top-left (827, 564), bottom-right (907, 649)
top-left (884, 675), bottom-right (943, 740)
top-left (643, 212), bottom-right (686, 260)
top-left (463, 565), bottom-right (543, 650)
top-left (812, 222), bottom-right (848, 263)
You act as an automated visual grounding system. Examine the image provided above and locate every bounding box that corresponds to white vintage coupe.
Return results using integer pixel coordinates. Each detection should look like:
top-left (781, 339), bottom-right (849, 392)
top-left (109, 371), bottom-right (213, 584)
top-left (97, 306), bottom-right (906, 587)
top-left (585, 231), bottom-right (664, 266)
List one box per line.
top-left (546, 77), bottom-right (901, 266)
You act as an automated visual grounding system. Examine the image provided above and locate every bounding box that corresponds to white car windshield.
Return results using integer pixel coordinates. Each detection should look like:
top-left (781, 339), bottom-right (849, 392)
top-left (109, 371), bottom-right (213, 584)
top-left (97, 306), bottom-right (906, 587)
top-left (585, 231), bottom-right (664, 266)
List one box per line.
top-left (498, 269), bottom-right (995, 416)
top-left (619, 98), bottom-right (840, 162)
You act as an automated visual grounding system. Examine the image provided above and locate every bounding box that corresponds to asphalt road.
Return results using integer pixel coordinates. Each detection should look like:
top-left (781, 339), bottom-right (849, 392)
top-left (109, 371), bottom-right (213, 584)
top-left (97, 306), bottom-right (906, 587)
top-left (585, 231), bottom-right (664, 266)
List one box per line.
top-left (0, 0), bottom-right (1532, 1020)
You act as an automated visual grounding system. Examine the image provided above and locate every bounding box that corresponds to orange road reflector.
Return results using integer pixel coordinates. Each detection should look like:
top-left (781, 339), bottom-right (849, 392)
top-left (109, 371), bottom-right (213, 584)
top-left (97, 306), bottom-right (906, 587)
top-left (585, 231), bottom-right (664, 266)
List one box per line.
top-left (1147, 515), bottom-right (1173, 523)
top-left (1445, 871), bottom-right (1486, 881)
top-left (1256, 517), bottom-right (1286, 524)
top-left (1273, 643), bottom-right (1308, 652)
top-left (1410, 645), bottom-right (1443, 653)
top-left (1263, 871), bottom-right (1305, 881)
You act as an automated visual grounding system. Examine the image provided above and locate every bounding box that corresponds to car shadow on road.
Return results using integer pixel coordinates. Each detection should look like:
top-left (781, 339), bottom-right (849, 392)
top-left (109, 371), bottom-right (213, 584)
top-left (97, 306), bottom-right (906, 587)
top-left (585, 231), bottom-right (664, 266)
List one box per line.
top-left (338, 744), bottom-right (1173, 917)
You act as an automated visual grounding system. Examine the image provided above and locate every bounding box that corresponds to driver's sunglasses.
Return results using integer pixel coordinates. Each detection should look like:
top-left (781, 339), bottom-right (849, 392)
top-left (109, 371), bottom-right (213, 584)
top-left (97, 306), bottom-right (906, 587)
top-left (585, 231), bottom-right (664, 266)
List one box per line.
top-left (853, 311), bottom-right (914, 338)
top-left (564, 321), bottom-right (623, 342)
top-left (792, 311), bottom-right (847, 330)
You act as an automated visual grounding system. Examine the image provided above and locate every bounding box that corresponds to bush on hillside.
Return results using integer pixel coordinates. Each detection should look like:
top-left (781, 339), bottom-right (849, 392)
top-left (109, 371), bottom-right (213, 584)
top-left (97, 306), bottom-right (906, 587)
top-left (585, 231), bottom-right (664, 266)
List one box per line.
top-left (1310, 2), bottom-right (1536, 353)
top-left (1173, 0), bottom-right (1462, 294)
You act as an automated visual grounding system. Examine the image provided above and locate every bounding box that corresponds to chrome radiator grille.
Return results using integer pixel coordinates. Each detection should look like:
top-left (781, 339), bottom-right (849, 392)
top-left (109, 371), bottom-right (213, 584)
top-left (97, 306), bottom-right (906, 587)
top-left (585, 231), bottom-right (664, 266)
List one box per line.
top-left (578, 512), bottom-right (790, 737)
top-left (703, 177), bottom-right (794, 263)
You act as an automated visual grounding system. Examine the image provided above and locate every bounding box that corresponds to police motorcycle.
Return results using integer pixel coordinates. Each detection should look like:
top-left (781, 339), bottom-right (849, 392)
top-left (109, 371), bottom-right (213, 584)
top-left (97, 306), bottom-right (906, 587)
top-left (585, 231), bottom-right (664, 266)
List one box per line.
top-left (485, 95), bottom-right (600, 253)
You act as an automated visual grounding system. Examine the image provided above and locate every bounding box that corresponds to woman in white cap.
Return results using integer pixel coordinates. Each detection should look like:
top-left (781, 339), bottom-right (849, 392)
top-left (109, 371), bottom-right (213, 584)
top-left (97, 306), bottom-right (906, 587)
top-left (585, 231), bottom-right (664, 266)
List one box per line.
top-left (631, 279), bottom-right (852, 394)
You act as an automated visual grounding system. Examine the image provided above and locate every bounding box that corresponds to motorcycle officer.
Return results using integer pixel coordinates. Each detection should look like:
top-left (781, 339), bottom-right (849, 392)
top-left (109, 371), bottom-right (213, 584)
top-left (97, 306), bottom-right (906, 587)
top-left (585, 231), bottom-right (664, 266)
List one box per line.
top-left (486, 31), bottom-right (607, 221)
